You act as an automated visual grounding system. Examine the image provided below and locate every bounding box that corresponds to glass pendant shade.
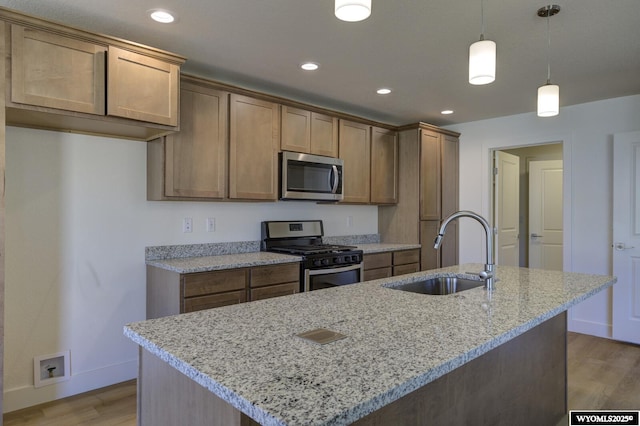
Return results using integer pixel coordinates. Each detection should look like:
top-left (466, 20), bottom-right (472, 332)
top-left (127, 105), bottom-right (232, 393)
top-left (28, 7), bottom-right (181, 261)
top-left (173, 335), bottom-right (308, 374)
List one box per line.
top-left (537, 84), bottom-right (560, 117)
top-left (469, 39), bottom-right (496, 85)
top-left (335, 0), bottom-right (371, 22)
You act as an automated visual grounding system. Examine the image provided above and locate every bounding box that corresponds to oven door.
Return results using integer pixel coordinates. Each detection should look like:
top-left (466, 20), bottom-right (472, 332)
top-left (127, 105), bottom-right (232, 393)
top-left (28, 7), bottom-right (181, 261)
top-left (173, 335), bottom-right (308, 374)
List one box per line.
top-left (304, 263), bottom-right (363, 292)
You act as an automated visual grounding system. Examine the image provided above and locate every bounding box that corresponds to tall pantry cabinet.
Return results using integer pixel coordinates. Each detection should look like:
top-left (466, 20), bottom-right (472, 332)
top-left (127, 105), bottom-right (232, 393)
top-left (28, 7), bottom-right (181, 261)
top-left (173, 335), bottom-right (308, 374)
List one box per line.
top-left (378, 123), bottom-right (459, 270)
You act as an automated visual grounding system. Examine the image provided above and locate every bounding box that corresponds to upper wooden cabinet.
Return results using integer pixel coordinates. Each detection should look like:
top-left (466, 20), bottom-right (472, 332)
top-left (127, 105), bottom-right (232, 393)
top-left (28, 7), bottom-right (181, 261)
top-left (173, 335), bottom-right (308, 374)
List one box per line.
top-left (281, 106), bottom-right (338, 157)
top-left (147, 77), bottom-right (228, 200)
top-left (4, 9), bottom-right (185, 141)
top-left (107, 46), bottom-right (179, 126)
top-left (229, 94), bottom-right (280, 200)
top-left (379, 124), bottom-right (460, 270)
top-left (371, 126), bottom-right (399, 204)
top-left (420, 129), bottom-right (459, 221)
top-left (10, 25), bottom-right (107, 115)
top-left (339, 120), bottom-right (371, 203)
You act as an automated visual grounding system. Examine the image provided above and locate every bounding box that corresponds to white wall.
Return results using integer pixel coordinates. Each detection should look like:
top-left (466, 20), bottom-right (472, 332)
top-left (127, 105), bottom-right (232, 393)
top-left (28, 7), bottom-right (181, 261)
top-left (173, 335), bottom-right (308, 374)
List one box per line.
top-left (445, 94), bottom-right (640, 339)
top-left (3, 126), bottom-right (378, 411)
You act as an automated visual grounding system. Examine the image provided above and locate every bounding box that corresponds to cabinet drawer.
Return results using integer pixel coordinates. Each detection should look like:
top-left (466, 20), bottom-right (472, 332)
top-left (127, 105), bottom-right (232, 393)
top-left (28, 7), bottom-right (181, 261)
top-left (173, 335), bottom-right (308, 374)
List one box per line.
top-left (250, 263), bottom-right (299, 288)
top-left (393, 249), bottom-right (420, 266)
top-left (393, 263), bottom-right (420, 276)
top-left (363, 267), bottom-right (392, 281)
top-left (363, 252), bottom-right (392, 270)
top-left (182, 269), bottom-right (248, 298)
top-left (183, 290), bottom-right (247, 313)
top-left (250, 282), bottom-right (299, 301)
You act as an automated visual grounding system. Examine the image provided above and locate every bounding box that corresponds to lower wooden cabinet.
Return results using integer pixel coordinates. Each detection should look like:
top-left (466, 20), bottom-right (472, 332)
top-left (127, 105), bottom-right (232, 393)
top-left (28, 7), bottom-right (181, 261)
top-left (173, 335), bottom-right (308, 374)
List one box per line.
top-left (363, 252), bottom-right (392, 281)
top-left (363, 249), bottom-right (420, 281)
top-left (147, 262), bottom-right (300, 319)
top-left (392, 249), bottom-right (420, 275)
top-left (249, 264), bottom-right (300, 301)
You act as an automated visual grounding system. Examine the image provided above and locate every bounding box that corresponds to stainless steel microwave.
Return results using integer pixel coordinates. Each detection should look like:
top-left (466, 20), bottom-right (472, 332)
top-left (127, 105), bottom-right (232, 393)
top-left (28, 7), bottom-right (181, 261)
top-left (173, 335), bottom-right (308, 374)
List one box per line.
top-left (280, 151), bottom-right (344, 201)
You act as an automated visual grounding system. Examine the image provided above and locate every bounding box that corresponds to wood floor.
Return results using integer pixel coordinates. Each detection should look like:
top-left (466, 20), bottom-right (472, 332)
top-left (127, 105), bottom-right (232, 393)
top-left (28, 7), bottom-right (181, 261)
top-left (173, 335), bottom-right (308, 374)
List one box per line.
top-left (3, 332), bottom-right (640, 425)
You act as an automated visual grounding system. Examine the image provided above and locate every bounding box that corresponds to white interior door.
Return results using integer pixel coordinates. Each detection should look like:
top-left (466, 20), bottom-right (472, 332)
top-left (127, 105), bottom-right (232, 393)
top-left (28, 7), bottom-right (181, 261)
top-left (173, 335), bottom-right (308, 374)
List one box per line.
top-left (494, 151), bottom-right (520, 266)
top-left (529, 160), bottom-right (563, 270)
top-left (613, 131), bottom-right (640, 344)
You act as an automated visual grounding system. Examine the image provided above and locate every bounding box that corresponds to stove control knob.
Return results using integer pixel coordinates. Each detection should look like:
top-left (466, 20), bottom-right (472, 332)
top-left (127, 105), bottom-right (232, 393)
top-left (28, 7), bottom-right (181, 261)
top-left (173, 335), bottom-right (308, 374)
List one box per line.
top-left (321, 258), bottom-right (329, 265)
top-left (313, 259), bottom-right (322, 267)
top-left (352, 255), bottom-right (360, 263)
top-left (333, 257), bottom-right (340, 264)
top-left (344, 255), bottom-right (351, 262)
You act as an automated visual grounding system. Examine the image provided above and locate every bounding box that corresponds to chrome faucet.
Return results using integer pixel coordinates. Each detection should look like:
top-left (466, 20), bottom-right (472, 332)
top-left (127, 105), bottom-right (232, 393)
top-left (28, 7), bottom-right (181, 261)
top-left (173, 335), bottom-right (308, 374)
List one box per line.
top-left (434, 210), bottom-right (496, 291)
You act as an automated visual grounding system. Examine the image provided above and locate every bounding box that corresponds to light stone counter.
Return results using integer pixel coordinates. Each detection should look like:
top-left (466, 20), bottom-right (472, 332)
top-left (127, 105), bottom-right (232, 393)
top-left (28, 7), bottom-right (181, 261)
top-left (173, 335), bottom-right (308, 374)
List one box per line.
top-left (355, 243), bottom-right (421, 254)
top-left (125, 264), bottom-right (616, 425)
top-left (146, 251), bottom-right (302, 274)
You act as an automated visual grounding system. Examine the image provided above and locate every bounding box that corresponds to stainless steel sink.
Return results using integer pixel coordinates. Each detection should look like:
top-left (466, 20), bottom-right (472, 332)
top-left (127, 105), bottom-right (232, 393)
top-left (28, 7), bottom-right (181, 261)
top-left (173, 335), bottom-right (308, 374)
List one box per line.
top-left (387, 276), bottom-right (485, 295)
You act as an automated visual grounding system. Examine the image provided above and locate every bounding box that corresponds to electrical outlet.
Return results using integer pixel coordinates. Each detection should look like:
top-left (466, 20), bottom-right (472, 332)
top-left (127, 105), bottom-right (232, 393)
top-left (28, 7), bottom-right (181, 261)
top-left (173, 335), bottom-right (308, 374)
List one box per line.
top-left (206, 217), bottom-right (216, 232)
top-left (183, 217), bottom-right (193, 233)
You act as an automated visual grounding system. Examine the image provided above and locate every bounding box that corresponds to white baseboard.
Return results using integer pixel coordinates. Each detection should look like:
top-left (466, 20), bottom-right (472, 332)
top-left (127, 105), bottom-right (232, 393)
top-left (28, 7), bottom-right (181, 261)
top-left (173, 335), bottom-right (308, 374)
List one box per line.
top-left (3, 359), bottom-right (137, 413)
top-left (567, 313), bottom-right (612, 339)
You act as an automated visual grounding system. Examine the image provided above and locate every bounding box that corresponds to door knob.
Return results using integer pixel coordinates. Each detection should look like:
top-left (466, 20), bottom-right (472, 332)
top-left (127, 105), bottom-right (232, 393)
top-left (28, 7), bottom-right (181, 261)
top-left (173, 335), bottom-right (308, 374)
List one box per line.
top-left (531, 233), bottom-right (543, 238)
top-left (613, 242), bottom-right (635, 251)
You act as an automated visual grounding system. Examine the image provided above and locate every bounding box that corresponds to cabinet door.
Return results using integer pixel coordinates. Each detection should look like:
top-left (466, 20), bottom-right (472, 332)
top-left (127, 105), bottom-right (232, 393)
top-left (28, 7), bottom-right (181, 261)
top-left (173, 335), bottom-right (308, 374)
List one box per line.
top-left (250, 282), bottom-right (299, 301)
top-left (182, 269), bottom-right (248, 298)
top-left (420, 220), bottom-right (440, 271)
top-left (250, 263), bottom-right (300, 288)
top-left (183, 291), bottom-right (247, 313)
top-left (371, 127), bottom-right (399, 204)
top-left (420, 130), bottom-right (442, 220)
top-left (229, 94), bottom-right (279, 200)
top-left (339, 120), bottom-right (371, 203)
top-left (421, 220), bottom-right (457, 269)
top-left (11, 25), bottom-right (106, 115)
top-left (107, 46), bottom-right (179, 126)
top-left (310, 112), bottom-right (338, 157)
top-left (164, 83), bottom-right (228, 198)
top-left (393, 249), bottom-right (420, 266)
top-left (363, 267), bottom-right (392, 281)
top-left (281, 106), bottom-right (311, 153)
top-left (363, 252), bottom-right (392, 270)
top-left (441, 134), bottom-right (459, 218)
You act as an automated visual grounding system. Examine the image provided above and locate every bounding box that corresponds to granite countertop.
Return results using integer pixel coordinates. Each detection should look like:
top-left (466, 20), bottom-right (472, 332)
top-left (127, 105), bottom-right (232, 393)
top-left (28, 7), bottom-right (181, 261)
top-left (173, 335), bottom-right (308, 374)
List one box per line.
top-left (124, 265), bottom-right (615, 425)
top-left (355, 243), bottom-right (421, 254)
top-left (146, 252), bottom-right (302, 274)
top-left (146, 243), bottom-right (420, 273)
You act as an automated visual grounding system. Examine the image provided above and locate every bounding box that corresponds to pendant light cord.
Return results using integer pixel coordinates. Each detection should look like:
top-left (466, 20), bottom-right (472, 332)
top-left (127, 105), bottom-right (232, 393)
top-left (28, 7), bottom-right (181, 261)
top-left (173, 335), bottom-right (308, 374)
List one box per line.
top-left (480, 0), bottom-right (485, 40)
top-left (546, 5), bottom-right (551, 84)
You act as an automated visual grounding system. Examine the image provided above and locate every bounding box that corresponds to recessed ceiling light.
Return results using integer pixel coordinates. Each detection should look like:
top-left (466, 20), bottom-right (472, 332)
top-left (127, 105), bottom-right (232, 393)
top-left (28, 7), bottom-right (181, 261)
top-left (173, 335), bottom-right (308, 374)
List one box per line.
top-left (376, 88), bottom-right (392, 95)
top-left (300, 62), bottom-right (319, 71)
top-left (441, 110), bottom-right (454, 115)
top-left (149, 9), bottom-right (175, 23)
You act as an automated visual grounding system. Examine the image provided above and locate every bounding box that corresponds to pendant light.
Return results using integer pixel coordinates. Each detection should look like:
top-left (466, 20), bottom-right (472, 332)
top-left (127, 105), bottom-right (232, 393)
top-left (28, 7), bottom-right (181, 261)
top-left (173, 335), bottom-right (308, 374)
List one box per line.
top-left (537, 5), bottom-right (561, 117)
top-left (335, 0), bottom-right (371, 22)
top-left (469, 0), bottom-right (496, 85)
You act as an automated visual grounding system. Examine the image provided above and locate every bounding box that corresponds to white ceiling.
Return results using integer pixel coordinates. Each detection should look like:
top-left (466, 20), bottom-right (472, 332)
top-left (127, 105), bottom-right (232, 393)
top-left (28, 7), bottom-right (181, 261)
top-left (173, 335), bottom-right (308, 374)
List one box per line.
top-left (2, 0), bottom-right (639, 126)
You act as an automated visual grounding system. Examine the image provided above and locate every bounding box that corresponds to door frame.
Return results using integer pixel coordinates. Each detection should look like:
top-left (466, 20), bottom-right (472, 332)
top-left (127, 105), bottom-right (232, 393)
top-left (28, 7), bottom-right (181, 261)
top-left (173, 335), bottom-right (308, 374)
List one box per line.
top-left (487, 138), bottom-right (572, 272)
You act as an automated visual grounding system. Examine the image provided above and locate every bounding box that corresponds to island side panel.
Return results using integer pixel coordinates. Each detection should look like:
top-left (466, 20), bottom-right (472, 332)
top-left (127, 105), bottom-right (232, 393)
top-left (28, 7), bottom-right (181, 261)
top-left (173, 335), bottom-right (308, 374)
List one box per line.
top-left (138, 347), bottom-right (249, 426)
top-left (354, 311), bottom-right (567, 426)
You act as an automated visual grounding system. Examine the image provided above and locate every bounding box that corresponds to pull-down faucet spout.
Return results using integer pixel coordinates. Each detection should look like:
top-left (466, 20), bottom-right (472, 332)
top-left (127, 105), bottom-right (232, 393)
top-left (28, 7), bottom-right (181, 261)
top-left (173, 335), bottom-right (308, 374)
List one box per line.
top-left (434, 210), bottom-right (496, 291)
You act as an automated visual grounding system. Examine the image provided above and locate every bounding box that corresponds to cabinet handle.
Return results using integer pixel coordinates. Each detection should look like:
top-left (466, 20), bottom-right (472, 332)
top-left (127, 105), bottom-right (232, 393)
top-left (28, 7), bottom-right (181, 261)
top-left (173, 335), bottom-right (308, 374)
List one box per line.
top-left (531, 233), bottom-right (543, 238)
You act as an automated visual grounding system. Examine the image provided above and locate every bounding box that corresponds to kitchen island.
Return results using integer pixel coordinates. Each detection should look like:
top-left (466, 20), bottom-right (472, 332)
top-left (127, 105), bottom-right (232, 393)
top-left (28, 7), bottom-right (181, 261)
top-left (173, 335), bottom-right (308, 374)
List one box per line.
top-left (124, 264), bottom-right (616, 425)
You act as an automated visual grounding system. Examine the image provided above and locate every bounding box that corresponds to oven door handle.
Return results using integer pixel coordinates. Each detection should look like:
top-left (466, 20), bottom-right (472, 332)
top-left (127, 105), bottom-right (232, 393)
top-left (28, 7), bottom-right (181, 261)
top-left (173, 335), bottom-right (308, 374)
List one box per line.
top-left (304, 263), bottom-right (364, 292)
top-left (330, 165), bottom-right (339, 194)
top-left (307, 263), bottom-right (363, 276)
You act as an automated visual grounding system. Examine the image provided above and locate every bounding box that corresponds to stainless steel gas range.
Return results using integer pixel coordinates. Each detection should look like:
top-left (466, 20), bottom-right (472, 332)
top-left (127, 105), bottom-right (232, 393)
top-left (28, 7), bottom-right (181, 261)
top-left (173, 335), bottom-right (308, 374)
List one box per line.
top-left (261, 220), bottom-right (364, 292)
